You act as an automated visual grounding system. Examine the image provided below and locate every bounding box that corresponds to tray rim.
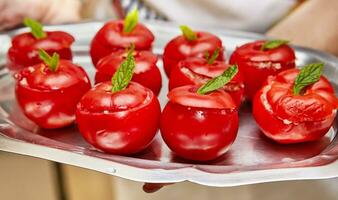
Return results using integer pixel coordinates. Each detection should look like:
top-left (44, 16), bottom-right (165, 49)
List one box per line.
top-left (1, 20), bottom-right (338, 186)
top-left (2, 136), bottom-right (338, 186)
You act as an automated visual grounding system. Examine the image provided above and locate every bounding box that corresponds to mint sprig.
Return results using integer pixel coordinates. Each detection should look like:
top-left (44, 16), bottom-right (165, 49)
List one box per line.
top-left (293, 63), bottom-right (324, 95)
top-left (23, 18), bottom-right (46, 39)
top-left (207, 48), bottom-right (220, 65)
top-left (197, 64), bottom-right (238, 95)
top-left (180, 25), bottom-right (197, 41)
top-left (38, 49), bottom-right (59, 72)
top-left (123, 8), bottom-right (138, 33)
top-left (111, 46), bottom-right (136, 92)
top-left (261, 39), bottom-right (289, 51)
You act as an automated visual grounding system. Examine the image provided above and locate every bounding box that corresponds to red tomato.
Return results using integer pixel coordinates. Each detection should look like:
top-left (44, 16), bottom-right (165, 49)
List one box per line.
top-left (90, 20), bottom-right (154, 66)
top-left (169, 57), bottom-right (244, 107)
top-left (95, 50), bottom-right (162, 95)
top-left (15, 60), bottom-right (91, 129)
top-left (163, 32), bottom-right (224, 76)
top-left (7, 31), bottom-right (74, 71)
top-left (229, 40), bottom-right (295, 100)
top-left (253, 68), bottom-right (338, 144)
top-left (76, 82), bottom-right (161, 155)
top-left (160, 85), bottom-right (239, 161)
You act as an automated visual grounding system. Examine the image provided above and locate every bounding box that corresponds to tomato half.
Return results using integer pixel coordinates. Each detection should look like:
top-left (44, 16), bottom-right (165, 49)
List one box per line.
top-left (253, 68), bottom-right (338, 144)
top-left (163, 32), bottom-right (224, 77)
top-left (229, 40), bottom-right (295, 100)
top-left (15, 60), bottom-right (91, 129)
top-left (160, 85), bottom-right (238, 161)
top-left (95, 50), bottom-right (162, 95)
top-left (7, 31), bottom-right (74, 71)
top-left (76, 82), bottom-right (161, 155)
top-left (169, 57), bottom-right (244, 107)
top-left (90, 20), bottom-right (154, 66)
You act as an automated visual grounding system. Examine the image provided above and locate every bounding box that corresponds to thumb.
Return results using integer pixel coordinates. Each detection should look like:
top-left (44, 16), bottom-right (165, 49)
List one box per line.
top-left (142, 183), bottom-right (174, 193)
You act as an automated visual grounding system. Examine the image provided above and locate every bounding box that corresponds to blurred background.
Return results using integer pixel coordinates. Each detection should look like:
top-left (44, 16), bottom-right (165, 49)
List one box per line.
top-left (2, 151), bottom-right (338, 200)
top-left (0, 0), bottom-right (337, 55)
top-left (1, 0), bottom-right (338, 199)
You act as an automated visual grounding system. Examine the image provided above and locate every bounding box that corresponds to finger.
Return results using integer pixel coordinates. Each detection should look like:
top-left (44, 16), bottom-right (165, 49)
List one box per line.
top-left (0, 1), bottom-right (8, 28)
top-left (0, 12), bottom-right (22, 31)
top-left (142, 183), bottom-right (174, 193)
top-left (0, 0), bottom-right (7, 10)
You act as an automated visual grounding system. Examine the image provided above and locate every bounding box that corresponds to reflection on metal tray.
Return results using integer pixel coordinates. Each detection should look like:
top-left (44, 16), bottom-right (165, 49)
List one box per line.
top-left (1, 21), bottom-right (338, 187)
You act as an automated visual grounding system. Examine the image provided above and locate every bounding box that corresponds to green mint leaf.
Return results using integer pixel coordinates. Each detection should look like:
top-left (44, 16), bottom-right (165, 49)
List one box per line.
top-left (197, 64), bottom-right (238, 95)
top-left (180, 25), bottom-right (197, 41)
top-left (50, 53), bottom-right (60, 71)
top-left (23, 18), bottom-right (46, 39)
top-left (207, 48), bottom-right (220, 65)
top-left (261, 39), bottom-right (289, 51)
top-left (38, 49), bottom-right (59, 72)
top-left (293, 63), bottom-right (324, 95)
top-left (111, 47), bottom-right (136, 92)
top-left (123, 8), bottom-right (138, 33)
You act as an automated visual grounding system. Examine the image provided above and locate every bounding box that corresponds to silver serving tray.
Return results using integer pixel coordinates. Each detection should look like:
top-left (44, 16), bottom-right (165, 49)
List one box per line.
top-left (1, 21), bottom-right (338, 187)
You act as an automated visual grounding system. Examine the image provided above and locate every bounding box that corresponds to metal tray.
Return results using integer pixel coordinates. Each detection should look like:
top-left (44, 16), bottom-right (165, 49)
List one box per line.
top-left (1, 21), bottom-right (338, 187)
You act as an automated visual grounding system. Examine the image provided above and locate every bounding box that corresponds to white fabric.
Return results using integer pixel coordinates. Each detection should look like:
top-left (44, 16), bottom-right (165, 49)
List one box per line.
top-left (143, 0), bottom-right (296, 32)
top-left (0, 0), bottom-right (81, 30)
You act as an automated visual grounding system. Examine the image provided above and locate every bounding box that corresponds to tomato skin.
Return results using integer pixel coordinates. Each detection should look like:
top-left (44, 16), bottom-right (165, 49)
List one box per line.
top-left (229, 40), bottom-right (295, 100)
top-left (90, 20), bottom-right (154, 66)
top-left (15, 60), bottom-right (91, 129)
top-left (169, 57), bottom-right (244, 107)
top-left (160, 85), bottom-right (238, 161)
top-left (7, 31), bottom-right (74, 71)
top-left (95, 50), bottom-right (162, 95)
top-left (253, 69), bottom-right (337, 144)
top-left (76, 82), bottom-right (161, 155)
top-left (163, 32), bottom-right (224, 77)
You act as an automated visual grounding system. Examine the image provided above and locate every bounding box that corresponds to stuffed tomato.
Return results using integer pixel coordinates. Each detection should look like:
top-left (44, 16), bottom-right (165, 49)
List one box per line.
top-left (90, 9), bottom-right (154, 66)
top-left (161, 65), bottom-right (239, 161)
top-left (230, 40), bottom-right (295, 100)
top-left (253, 63), bottom-right (338, 144)
top-left (15, 50), bottom-right (91, 129)
top-left (169, 52), bottom-right (244, 107)
top-left (163, 25), bottom-right (224, 76)
top-left (95, 49), bottom-right (162, 95)
top-left (8, 18), bottom-right (74, 71)
top-left (76, 49), bottom-right (161, 154)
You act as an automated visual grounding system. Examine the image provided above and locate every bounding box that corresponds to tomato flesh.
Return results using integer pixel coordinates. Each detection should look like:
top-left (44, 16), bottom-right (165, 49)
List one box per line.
top-left (90, 20), bottom-right (154, 66)
top-left (160, 85), bottom-right (238, 161)
top-left (95, 50), bottom-right (162, 95)
top-left (7, 31), bottom-right (74, 71)
top-left (169, 57), bottom-right (244, 107)
top-left (253, 68), bottom-right (337, 144)
top-left (15, 60), bottom-right (91, 129)
top-left (163, 32), bottom-right (224, 76)
top-left (230, 40), bottom-right (295, 100)
top-left (76, 82), bottom-right (161, 155)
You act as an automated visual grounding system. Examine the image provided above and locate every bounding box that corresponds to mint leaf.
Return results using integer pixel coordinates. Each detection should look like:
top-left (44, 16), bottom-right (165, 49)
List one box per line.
top-left (197, 64), bottom-right (238, 95)
top-left (180, 25), bottom-right (197, 41)
top-left (207, 48), bottom-right (220, 65)
top-left (38, 49), bottom-right (59, 72)
top-left (261, 39), bottom-right (289, 51)
top-left (111, 47), bottom-right (135, 92)
top-left (23, 18), bottom-right (46, 39)
top-left (123, 8), bottom-right (138, 33)
top-left (293, 63), bottom-right (324, 95)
